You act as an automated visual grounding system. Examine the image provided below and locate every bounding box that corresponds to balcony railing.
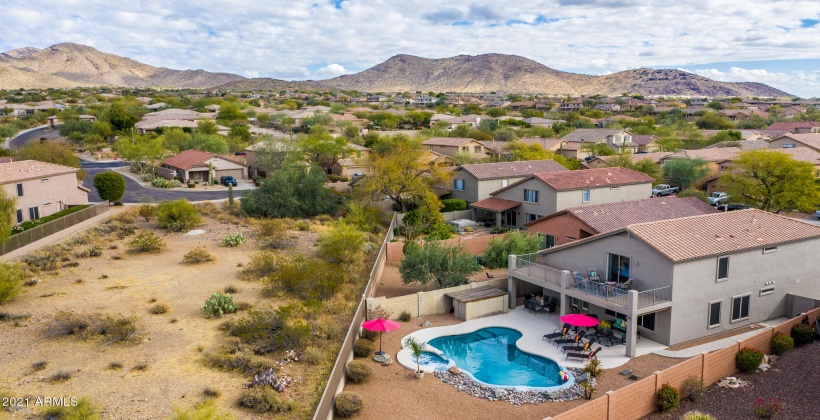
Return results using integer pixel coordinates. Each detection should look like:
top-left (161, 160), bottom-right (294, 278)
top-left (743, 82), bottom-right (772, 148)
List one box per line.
top-left (511, 254), bottom-right (563, 287)
top-left (637, 286), bottom-right (673, 308)
top-left (569, 279), bottom-right (628, 307)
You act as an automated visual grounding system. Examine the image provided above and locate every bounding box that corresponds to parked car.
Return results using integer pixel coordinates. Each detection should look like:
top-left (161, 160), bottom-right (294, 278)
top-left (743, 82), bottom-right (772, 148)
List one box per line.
top-left (220, 176), bottom-right (237, 186)
top-left (708, 192), bottom-right (729, 206)
top-left (652, 184), bottom-right (680, 197)
top-left (234, 151), bottom-right (247, 156)
top-left (815, 209), bottom-right (820, 219)
top-left (717, 203), bottom-right (750, 212)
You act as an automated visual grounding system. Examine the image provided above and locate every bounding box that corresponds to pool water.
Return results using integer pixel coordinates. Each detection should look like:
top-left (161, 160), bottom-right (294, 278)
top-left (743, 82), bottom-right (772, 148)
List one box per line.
top-left (428, 327), bottom-right (567, 388)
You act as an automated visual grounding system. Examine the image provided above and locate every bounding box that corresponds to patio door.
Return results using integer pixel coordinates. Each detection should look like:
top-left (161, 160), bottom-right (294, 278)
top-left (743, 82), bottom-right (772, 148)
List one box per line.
top-left (504, 210), bottom-right (517, 227)
top-left (607, 253), bottom-right (631, 283)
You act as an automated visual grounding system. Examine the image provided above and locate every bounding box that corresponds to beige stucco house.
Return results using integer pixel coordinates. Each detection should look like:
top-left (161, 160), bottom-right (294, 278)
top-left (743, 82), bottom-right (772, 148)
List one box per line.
top-left (448, 160), bottom-right (568, 207)
top-left (161, 150), bottom-right (248, 182)
top-left (0, 160), bottom-right (89, 224)
top-left (421, 137), bottom-right (493, 159)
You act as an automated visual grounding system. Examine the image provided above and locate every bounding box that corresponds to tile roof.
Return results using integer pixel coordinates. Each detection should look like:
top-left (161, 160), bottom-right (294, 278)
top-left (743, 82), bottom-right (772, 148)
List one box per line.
top-left (631, 135), bottom-right (659, 146)
top-left (666, 147), bottom-right (743, 162)
top-left (772, 133), bottom-right (820, 150)
top-left (767, 121), bottom-right (820, 131)
top-left (422, 137), bottom-right (476, 147)
top-left (627, 209), bottom-right (820, 262)
top-left (162, 149), bottom-right (216, 170)
top-left (525, 196), bottom-right (716, 232)
top-left (560, 128), bottom-right (627, 143)
top-left (705, 140), bottom-right (769, 150)
top-left (595, 152), bottom-right (673, 165)
top-left (470, 197), bottom-right (522, 212)
top-left (530, 167), bottom-right (655, 191)
top-left (776, 147), bottom-right (820, 165)
top-left (0, 160), bottom-right (79, 184)
top-left (457, 159), bottom-right (568, 180)
top-left (516, 138), bottom-right (565, 150)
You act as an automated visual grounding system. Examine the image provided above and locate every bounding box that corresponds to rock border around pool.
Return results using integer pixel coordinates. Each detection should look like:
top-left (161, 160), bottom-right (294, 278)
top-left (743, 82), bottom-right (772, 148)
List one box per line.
top-left (435, 367), bottom-right (593, 405)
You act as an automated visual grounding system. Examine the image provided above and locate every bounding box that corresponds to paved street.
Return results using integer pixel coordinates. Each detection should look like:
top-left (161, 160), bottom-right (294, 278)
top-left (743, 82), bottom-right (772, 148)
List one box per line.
top-left (9, 125), bottom-right (62, 149)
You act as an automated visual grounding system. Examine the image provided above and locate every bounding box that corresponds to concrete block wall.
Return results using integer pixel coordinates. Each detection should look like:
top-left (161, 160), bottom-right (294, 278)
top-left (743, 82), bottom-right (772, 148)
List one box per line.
top-left (772, 307), bottom-right (820, 336)
top-left (606, 375), bottom-right (657, 420)
top-left (385, 233), bottom-right (508, 262)
top-left (702, 343), bottom-right (740, 386)
top-left (739, 328), bottom-right (773, 354)
top-left (367, 279), bottom-right (509, 320)
top-left (548, 394), bottom-right (609, 420)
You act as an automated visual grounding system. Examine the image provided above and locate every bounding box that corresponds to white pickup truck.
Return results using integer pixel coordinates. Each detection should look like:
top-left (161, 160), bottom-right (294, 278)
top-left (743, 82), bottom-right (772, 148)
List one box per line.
top-left (651, 184), bottom-right (680, 197)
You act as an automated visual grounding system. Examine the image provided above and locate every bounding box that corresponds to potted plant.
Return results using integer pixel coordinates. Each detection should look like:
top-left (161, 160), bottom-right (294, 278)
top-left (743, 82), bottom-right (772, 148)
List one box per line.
top-left (405, 337), bottom-right (427, 379)
top-left (599, 320), bottom-right (612, 333)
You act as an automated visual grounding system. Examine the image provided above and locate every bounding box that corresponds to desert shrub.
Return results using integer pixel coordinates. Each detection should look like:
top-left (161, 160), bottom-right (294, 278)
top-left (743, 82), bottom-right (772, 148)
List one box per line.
top-left (224, 285), bottom-right (238, 294)
top-left (236, 387), bottom-right (296, 414)
top-left (754, 397), bottom-right (783, 419)
top-left (48, 312), bottom-right (140, 344)
top-left (334, 392), bottom-right (363, 418)
top-left (318, 223), bottom-right (366, 268)
top-left (353, 338), bottom-right (374, 358)
top-left (294, 220), bottom-right (310, 231)
top-left (41, 397), bottom-right (100, 420)
top-left (240, 164), bottom-right (341, 218)
top-left (149, 304), bottom-right (170, 315)
top-left (157, 199), bottom-right (202, 232)
top-left (137, 205), bottom-right (156, 221)
top-left (360, 329), bottom-right (378, 341)
top-left (78, 245), bottom-right (103, 258)
top-left (172, 398), bottom-right (233, 420)
top-left (197, 201), bottom-right (223, 217)
top-left (313, 315), bottom-right (343, 340)
top-left (96, 315), bottom-right (141, 344)
top-left (791, 323), bottom-right (814, 345)
top-left (256, 219), bottom-right (291, 249)
top-left (345, 360), bottom-right (372, 383)
top-left (127, 231), bottom-right (166, 253)
top-left (151, 177), bottom-right (180, 188)
top-left (343, 202), bottom-right (381, 233)
top-left (229, 310), bottom-right (311, 354)
top-left (683, 411), bottom-right (716, 420)
top-left (222, 232), bottom-right (246, 247)
top-left (31, 361), bottom-right (48, 372)
top-left (583, 358), bottom-right (603, 378)
top-left (482, 231), bottom-right (542, 268)
top-left (656, 383), bottom-right (680, 412)
top-left (771, 332), bottom-right (794, 355)
top-left (93, 171), bottom-right (126, 204)
top-left (48, 371), bottom-right (73, 383)
top-left (399, 311), bottom-right (412, 322)
top-left (440, 198), bottom-right (467, 212)
top-left (681, 376), bottom-right (704, 402)
top-left (0, 263), bottom-right (26, 304)
top-left (241, 252), bottom-right (279, 280)
top-left (108, 362), bottom-right (123, 370)
top-left (203, 351), bottom-right (271, 375)
top-left (21, 251), bottom-right (60, 272)
top-left (183, 247), bottom-right (215, 264)
top-left (265, 255), bottom-right (344, 300)
top-left (301, 346), bottom-right (328, 365)
top-left (736, 347), bottom-right (765, 373)
top-left (203, 293), bottom-right (237, 318)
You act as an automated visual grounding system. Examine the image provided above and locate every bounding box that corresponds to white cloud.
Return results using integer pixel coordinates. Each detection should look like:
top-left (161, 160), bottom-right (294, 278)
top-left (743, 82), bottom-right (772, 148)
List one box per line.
top-left (313, 63), bottom-right (349, 78)
top-left (0, 0), bottom-right (819, 95)
top-left (688, 67), bottom-right (820, 97)
top-left (243, 70), bottom-right (260, 78)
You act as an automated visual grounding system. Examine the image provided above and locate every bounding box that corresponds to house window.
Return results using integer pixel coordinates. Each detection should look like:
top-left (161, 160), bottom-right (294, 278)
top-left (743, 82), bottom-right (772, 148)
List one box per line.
top-left (717, 256), bottom-right (729, 281)
top-left (28, 206), bottom-right (39, 221)
top-left (762, 246), bottom-right (777, 254)
top-left (16, 183), bottom-right (23, 197)
top-left (582, 189), bottom-right (590, 203)
top-left (782, 144), bottom-right (795, 148)
top-left (473, 146), bottom-right (481, 153)
top-left (607, 253), bottom-right (631, 283)
top-left (708, 301), bottom-right (722, 328)
top-left (44, 202), bottom-right (52, 207)
top-left (544, 234), bottom-right (555, 249)
top-left (525, 213), bottom-right (540, 223)
top-left (606, 309), bottom-right (627, 320)
top-left (759, 286), bottom-right (775, 296)
top-left (461, 146), bottom-right (469, 153)
top-left (16, 209), bottom-right (23, 224)
top-left (523, 189), bottom-right (539, 203)
top-left (570, 297), bottom-right (589, 312)
top-left (453, 179), bottom-right (465, 191)
top-left (501, 179), bottom-right (509, 187)
top-left (731, 295), bottom-right (750, 322)
top-left (637, 313), bottom-right (655, 331)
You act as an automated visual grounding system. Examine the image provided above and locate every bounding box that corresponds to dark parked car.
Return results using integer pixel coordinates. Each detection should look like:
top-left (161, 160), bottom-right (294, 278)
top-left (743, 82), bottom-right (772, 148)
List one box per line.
top-left (220, 176), bottom-right (237, 186)
top-left (717, 203), bottom-right (750, 212)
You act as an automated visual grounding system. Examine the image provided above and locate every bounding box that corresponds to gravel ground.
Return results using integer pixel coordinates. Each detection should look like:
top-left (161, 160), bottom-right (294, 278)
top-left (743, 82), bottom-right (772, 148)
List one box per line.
top-left (375, 261), bottom-right (508, 299)
top-left (644, 340), bottom-right (820, 419)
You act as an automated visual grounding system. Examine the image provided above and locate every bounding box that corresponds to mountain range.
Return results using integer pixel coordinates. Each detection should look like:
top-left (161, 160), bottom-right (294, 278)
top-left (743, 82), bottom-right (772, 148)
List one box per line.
top-left (0, 43), bottom-right (791, 97)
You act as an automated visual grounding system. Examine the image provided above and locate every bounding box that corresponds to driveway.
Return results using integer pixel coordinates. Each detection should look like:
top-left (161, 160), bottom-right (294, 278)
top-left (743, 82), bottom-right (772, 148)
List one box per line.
top-left (81, 160), bottom-right (235, 203)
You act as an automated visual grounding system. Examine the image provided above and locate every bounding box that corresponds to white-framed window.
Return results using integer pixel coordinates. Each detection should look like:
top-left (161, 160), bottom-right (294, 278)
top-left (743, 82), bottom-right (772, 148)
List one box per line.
top-left (28, 206), bottom-right (39, 221)
top-left (473, 146), bottom-right (481, 153)
top-left (708, 300), bottom-right (722, 328)
top-left (524, 189), bottom-right (539, 203)
top-left (453, 179), bottom-right (465, 191)
top-left (637, 313), bottom-right (655, 331)
top-left (717, 256), bottom-right (729, 281)
top-left (582, 189), bottom-right (590, 203)
top-left (762, 246), bottom-right (777, 254)
top-left (16, 183), bottom-right (23, 197)
top-left (15, 209), bottom-right (23, 224)
top-left (730, 294), bottom-right (750, 322)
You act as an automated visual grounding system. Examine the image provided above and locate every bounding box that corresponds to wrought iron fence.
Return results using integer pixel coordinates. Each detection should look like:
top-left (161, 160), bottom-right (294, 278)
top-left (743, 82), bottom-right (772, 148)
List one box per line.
top-left (1, 203), bottom-right (109, 256)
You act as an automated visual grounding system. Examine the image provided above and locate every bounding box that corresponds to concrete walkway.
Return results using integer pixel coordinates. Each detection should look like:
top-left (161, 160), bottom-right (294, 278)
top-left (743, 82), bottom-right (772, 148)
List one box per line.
top-left (652, 318), bottom-right (789, 358)
top-left (0, 205), bottom-right (125, 263)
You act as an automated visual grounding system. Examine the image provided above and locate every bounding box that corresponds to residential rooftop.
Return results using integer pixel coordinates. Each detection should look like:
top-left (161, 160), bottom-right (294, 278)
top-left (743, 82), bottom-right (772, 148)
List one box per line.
top-left (0, 160), bottom-right (79, 184)
top-left (456, 159), bottom-right (568, 180)
top-left (530, 167), bottom-right (655, 192)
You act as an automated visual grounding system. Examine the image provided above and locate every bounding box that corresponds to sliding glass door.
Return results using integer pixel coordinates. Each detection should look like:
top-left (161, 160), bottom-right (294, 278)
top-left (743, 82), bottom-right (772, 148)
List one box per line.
top-left (607, 253), bottom-right (631, 283)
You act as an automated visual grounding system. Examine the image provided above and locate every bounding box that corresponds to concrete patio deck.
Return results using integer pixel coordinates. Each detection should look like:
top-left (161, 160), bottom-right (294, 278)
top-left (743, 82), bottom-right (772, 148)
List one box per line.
top-left (653, 316), bottom-right (791, 358)
top-left (397, 306), bottom-right (667, 373)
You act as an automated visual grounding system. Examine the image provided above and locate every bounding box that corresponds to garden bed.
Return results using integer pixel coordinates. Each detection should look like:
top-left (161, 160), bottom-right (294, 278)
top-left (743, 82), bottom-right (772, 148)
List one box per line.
top-left (10, 205), bottom-right (90, 234)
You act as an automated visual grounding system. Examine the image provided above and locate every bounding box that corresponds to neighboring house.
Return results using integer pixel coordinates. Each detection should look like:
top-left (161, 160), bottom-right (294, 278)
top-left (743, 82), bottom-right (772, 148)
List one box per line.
top-left (515, 138), bottom-right (567, 152)
top-left (766, 121), bottom-right (820, 134)
top-left (330, 144), bottom-right (371, 177)
top-left (593, 103), bottom-right (621, 112)
top-left (508, 101), bottom-right (535, 111)
top-left (704, 146), bottom-right (820, 192)
top-left (448, 160), bottom-right (568, 207)
top-left (631, 135), bottom-right (661, 152)
top-left (768, 133), bottom-right (820, 152)
top-left (523, 117), bottom-right (565, 127)
top-left (421, 150), bottom-right (455, 168)
top-left (507, 209), bottom-right (820, 355)
top-left (470, 167), bottom-right (654, 227)
top-left (559, 100), bottom-right (583, 112)
top-left (659, 147), bottom-right (743, 183)
top-left (524, 196), bottom-right (716, 248)
top-left (161, 150), bottom-right (248, 182)
top-left (0, 160), bottom-right (88, 224)
top-left (582, 151), bottom-right (673, 169)
top-left (421, 137), bottom-right (493, 158)
top-left (704, 140), bottom-right (769, 151)
top-left (559, 129), bottom-right (638, 158)
top-left (244, 140), bottom-right (295, 177)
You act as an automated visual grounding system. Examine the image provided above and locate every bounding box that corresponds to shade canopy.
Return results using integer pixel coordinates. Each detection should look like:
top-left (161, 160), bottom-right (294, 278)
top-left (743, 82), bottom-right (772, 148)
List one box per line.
top-left (560, 313), bottom-right (600, 328)
top-left (362, 318), bottom-right (401, 333)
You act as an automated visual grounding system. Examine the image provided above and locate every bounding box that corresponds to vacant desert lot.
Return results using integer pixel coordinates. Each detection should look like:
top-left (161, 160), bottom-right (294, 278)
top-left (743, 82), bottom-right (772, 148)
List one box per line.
top-left (0, 205), bottom-right (347, 419)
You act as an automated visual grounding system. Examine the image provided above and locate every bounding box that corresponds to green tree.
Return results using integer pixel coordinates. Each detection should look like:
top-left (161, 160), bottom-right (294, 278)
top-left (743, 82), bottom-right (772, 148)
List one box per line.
top-left (604, 153), bottom-right (663, 181)
top-left (216, 102), bottom-right (247, 124)
top-left (0, 189), bottom-right (15, 245)
top-left (240, 165), bottom-right (340, 218)
top-left (196, 119), bottom-right (218, 135)
top-left (318, 223), bottom-right (366, 274)
top-left (663, 158), bottom-right (710, 189)
top-left (252, 136), bottom-right (299, 173)
top-left (718, 150), bottom-right (820, 212)
top-left (229, 124), bottom-right (252, 143)
top-left (706, 101), bottom-right (724, 110)
top-left (400, 241), bottom-right (481, 289)
top-left (486, 108), bottom-right (507, 118)
top-left (113, 136), bottom-right (166, 175)
top-left (162, 127), bottom-right (193, 153)
top-left (482, 231), bottom-right (541, 268)
top-left (695, 113), bottom-right (733, 130)
top-left (656, 136), bottom-right (683, 152)
top-left (0, 263), bottom-right (25, 304)
top-left (157, 199), bottom-right (202, 232)
top-left (297, 126), bottom-right (355, 172)
top-left (402, 193), bottom-right (452, 240)
top-left (16, 140), bottom-right (85, 180)
top-left (93, 172), bottom-right (126, 204)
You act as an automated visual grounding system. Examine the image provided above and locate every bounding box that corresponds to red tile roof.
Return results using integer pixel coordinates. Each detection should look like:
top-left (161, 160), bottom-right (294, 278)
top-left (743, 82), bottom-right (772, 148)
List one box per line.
top-left (767, 122), bottom-right (820, 131)
top-left (666, 147), bottom-right (743, 162)
top-left (422, 137), bottom-right (478, 147)
top-left (532, 167), bottom-right (655, 191)
top-left (457, 160), bottom-right (568, 180)
top-left (162, 149), bottom-right (216, 170)
top-left (470, 197), bottom-right (522, 212)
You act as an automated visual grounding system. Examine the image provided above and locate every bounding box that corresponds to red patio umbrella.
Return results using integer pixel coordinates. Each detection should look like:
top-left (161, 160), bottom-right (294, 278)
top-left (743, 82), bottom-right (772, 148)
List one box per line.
top-left (361, 318), bottom-right (402, 355)
top-left (560, 313), bottom-right (600, 328)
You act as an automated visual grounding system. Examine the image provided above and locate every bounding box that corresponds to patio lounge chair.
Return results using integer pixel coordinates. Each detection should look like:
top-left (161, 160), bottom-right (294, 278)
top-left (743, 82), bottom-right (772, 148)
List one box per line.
top-left (553, 330), bottom-right (586, 347)
top-left (617, 278), bottom-right (635, 290)
top-left (587, 269), bottom-right (601, 282)
top-left (566, 346), bottom-right (602, 361)
top-left (561, 338), bottom-right (597, 354)
top-left (543, 324), bottom-right (570, 342)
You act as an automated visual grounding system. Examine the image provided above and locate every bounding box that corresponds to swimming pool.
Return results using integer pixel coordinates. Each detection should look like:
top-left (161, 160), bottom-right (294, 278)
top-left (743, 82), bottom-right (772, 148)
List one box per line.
top-left (427, 327), bottom-right (573, 390)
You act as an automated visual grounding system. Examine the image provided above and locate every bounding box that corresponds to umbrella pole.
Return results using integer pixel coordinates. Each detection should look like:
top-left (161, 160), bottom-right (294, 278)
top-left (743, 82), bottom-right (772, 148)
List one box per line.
top-left (377, 331), bottom-right (383, 355)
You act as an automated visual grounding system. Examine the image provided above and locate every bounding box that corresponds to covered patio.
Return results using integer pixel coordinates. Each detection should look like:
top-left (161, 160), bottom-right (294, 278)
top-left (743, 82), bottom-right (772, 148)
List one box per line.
top-left (469, 197), bottom-right (522, 228)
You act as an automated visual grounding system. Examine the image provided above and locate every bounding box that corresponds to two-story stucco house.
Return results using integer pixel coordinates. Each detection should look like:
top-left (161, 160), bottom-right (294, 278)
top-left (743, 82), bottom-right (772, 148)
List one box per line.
top-left (421, 137), bottom-right (493, 159)
top-left (448, 160), bottom-right (568, 208)
top-left (507, 209), bottom-right (820, 356)
top-left (0, 160), bottom-right (89, 224)
top-left (559, 129), bottom-right (639, 159)
top-left (470, 167), bottom-right (654, 227)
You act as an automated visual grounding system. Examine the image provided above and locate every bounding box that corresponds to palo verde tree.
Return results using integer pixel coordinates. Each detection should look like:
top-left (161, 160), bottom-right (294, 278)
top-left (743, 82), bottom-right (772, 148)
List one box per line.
top-left (93, 172), bottom-right (127, 204)
top-left (718, 150), bottom-right (820, 212)
top-left (400, 241), bottom-right (481, 289)
top-left (663, 158), bottom-right (710, 189)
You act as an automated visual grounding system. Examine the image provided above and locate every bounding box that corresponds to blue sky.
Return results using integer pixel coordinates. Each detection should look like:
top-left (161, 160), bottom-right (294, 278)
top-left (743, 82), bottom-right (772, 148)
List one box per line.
top-left (1, 0), bottom-right (819, 97)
